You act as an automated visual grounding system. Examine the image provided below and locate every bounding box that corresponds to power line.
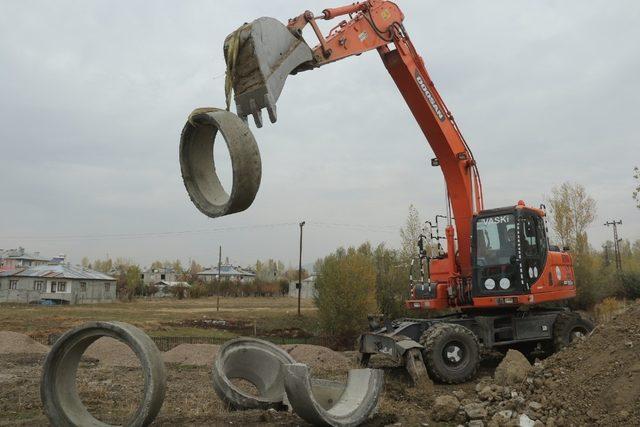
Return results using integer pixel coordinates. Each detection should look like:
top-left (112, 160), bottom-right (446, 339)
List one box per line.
top-left (306, 221), bottom-right (397, 234)
top-left (0, 220), bottom-right (400, 242)
top-left (0, 222), bottom-right (298, 242)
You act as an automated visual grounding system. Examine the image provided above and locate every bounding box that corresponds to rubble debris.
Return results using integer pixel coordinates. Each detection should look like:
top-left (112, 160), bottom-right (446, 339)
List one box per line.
top-left (494, 349), bottom-right (532, 386)
top-left (431, 395), bottom-right (460, 421)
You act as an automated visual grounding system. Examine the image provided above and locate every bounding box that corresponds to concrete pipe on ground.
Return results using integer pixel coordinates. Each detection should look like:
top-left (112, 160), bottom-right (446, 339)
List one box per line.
top-left (40, 321), bottom-right (166, 427)
top-left (212, 337), bottom-right (349, 413)
top-left (179, 108), bottom-right (261, 219)
top-left (211, 337), bottom-right (295, 410)
top-left (283, 363), bottom-right (384, 427)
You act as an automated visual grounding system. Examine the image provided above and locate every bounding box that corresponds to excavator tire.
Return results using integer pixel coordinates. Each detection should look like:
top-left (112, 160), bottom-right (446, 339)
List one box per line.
top-left (553, 312), bottom-right (593, 352)
top-left (420, 323), bottom-right (480, 384)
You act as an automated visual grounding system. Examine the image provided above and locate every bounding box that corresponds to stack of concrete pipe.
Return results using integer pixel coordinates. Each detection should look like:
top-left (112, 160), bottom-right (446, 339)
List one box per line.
top-left (40, 321), bottom-right (384, 427)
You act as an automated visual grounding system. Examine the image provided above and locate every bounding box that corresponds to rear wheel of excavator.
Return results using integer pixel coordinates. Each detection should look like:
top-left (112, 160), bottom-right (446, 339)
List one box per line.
top-left (553, 312), bottom-right (593, 352)
top-left (420, 323), bottom-right (480, 384)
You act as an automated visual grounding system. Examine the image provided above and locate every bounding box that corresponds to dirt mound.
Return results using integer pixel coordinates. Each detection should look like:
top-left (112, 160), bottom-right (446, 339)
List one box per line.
top-left (440, 302), bottom-right (640, 426)
top-left (163, 344), bottom-right (219, 366)
top-left (84, 337), bottom-right (140, 367)
top-left (281, 344), bottom-right (350, 372)
top-left (521, 302), bottom-right (640, 425)
top-left (0, 331), bottom-right (49, 354)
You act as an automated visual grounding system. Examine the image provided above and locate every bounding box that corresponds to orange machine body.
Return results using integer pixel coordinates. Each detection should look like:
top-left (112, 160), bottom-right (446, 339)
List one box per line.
top-left (284, 0), bottom-right (575, 312)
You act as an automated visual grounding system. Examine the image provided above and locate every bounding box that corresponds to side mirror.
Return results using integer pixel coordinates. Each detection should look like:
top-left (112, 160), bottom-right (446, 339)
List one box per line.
top-left (510, 255), bottom-right (517, 265)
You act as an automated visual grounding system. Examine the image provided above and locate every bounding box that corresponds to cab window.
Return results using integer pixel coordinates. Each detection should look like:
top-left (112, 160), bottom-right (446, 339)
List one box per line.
top-left (476, 214), bottom-right (516, 266)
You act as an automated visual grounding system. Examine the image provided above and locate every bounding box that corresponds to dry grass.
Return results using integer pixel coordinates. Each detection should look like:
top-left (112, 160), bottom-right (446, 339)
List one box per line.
top-left (0, 297), bottom-right (318, 340)
top-left (594, 297), bottom-right (628, 323)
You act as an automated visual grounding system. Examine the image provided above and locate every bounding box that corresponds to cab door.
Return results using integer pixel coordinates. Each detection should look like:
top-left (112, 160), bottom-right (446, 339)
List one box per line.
top-left (518, 212), bottom-right (547, 290)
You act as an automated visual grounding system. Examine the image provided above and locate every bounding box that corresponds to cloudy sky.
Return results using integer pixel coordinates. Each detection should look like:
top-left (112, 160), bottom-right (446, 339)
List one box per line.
top-left (1, 1), bottom-right (638, 269)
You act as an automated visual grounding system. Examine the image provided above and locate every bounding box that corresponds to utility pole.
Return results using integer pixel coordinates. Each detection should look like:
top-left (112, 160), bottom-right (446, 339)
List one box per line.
top-left (602, 243), bottom-right (611, 267)
top-left (604, 220), bottom-right (623, 272)
top-left (217, 245), bottom-right (222, 312)
top-left (297, 221), bottom-right (305, 317)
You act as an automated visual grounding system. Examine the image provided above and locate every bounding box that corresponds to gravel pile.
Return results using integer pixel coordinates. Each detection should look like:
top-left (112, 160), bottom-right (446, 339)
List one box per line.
top-left (163, 344), bottom-right (219, 366)
top-left (84, 337), bottom-right (140, 367)
top-left (432, 301), bottom-right (640, 426)
top-left (0, 331), bottom-right (49, 354)
top-left (281, 344), bottom-right (350, 372)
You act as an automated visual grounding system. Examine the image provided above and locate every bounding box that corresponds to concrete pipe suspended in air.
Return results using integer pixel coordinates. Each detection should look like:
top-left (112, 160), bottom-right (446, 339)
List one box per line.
top-left (179, 108), bottom-right (261, 218)
top-left (40, 321), bottom-right (166, 427)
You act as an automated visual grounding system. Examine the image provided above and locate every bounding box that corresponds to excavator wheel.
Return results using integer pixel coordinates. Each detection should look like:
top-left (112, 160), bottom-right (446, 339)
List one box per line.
top-left (420, 323), bottom-right (480, 384)
top-left (553, 312), bottom-right (593, 352)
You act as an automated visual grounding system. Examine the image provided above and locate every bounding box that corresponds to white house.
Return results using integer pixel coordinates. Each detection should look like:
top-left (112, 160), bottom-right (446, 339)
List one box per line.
top-left (197, 264), bottom-right (255, 283)
top-left (151, 280), bottom-right (190, 297)
top-left (141, 267), bottom-right (178, 285)
top-left (288, 275), bottom-right (317, 299)
top-left (0, 264), bottom-right (117, 304)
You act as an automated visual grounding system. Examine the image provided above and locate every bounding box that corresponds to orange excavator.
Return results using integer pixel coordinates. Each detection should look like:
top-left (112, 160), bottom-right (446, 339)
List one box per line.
top-left (194, 0), bottom-right (594, 383)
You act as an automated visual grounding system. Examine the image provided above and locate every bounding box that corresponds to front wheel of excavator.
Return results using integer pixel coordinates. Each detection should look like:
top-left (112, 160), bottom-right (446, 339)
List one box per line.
top-left (420, 323), bottom-right (480, 384)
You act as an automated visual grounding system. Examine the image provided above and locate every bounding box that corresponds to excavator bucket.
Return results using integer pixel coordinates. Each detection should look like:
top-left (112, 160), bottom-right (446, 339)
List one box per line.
top-left (224, 17), bottom-right (314, 128)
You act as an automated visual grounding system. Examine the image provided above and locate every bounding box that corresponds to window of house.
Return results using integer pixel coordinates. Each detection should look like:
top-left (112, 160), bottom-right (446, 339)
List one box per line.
top-left (9, 280), bottom-right (18, 290)
top-left (80, 282), bottom-right (87, 292)
top-left (104, 283), bottom-right (111, 292)
top-left (50, 282), bottom-right (56, 293)
top-left (161, 274), bottom-right (166, 280)
top-left (58, 282), bottom-right (66, 292)
top-left (34, 281), bottom-right (43, 291)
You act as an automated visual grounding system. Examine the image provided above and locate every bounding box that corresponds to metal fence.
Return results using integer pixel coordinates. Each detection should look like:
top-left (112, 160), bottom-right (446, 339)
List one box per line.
top-left (40, 333), bottom-right (332, 351)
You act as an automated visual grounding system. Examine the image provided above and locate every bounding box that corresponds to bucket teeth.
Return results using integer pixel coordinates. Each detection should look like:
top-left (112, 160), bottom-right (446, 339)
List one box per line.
top-left (224, 17), bottom-right (313, 127)
top-left (249, 99), bottom-right (263, 128)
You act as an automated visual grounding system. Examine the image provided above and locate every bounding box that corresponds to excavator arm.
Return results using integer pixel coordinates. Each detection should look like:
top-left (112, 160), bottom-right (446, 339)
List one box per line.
top-left (225, 0), bottom-right (483, 284)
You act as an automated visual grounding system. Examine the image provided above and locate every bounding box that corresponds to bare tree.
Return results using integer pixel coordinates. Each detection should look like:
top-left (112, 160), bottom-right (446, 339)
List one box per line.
top-left (547, 182), bottom-right (597, 252)
top-left (399, 204), bottom-right (422, 262)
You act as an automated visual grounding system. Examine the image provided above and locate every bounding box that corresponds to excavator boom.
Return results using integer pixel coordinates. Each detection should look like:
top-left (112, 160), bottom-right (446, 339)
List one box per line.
top-left (178, 0), bottom-right (583, 386)
top-left (225, 0), bottom-right (483, 284)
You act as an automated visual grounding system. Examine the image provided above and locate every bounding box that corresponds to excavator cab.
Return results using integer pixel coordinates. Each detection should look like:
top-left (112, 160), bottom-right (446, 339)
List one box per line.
top-left (471, 203), bottom-right (575, 306)
top-left (472, 206), bottom-right (547, 297)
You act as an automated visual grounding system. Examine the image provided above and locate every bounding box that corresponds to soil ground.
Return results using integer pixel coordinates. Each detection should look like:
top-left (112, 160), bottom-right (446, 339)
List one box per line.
top-left (0, 297), bottom-right (318, 342)
top-left (1, 297), bottom-right (638, 426)
top-left (0, 348), bottom-right (498, 426)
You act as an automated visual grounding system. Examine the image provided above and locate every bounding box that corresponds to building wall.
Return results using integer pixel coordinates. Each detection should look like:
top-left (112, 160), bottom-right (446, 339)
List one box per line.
top-left (142, 270), bottom-right (177, 285)
top-left (0, 277), bottom-right (116, 304)
top-left (1, 258), bottom-right (49, 269)
top-left (198, 273), bottom-right (255, 283)
top-left (288, 280), bottom-right (317, 299)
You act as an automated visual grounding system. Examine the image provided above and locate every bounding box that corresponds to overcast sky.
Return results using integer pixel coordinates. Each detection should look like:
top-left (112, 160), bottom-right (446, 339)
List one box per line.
top-left (1, 1), bottom-right (638, 269)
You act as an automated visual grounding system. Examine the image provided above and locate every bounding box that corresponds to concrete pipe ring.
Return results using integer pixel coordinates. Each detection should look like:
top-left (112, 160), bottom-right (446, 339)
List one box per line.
top-left (212, 337), bottom-right (295, 410)
top-left (283, 364), bottom-right (384, 427)
top-left (40, 321), bottom-right (167, 427)
top-left (180, 108), bottom-right (261, 218)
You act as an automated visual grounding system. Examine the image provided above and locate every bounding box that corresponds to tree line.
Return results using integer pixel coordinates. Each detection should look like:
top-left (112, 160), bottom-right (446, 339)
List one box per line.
top-left (314, 178), bottom-right (640, 346)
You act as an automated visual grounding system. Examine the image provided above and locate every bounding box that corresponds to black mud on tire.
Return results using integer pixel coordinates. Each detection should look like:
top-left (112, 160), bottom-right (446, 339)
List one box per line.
top-left (420, 323), bottom-right (480, 384)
